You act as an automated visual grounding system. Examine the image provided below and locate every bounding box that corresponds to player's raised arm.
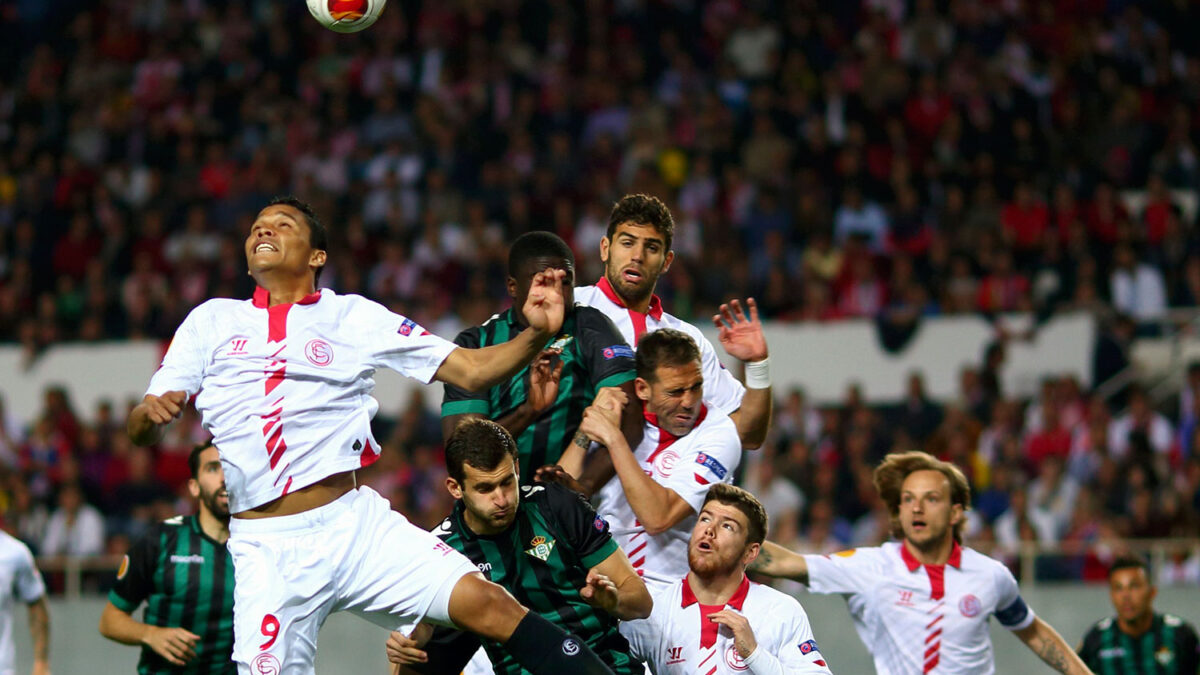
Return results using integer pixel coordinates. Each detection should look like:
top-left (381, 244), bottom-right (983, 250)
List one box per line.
top-left (435, 269), bottom-right (566, 391)
top-left (127, 391), bottom-right (188, 446)
top-left (714, 298), bottom-right (773, 450)
top-left (746, 540), bottom-right (810, 585)
top-left (1013, 618), bottom-right (1096, 675)
top-left (580, 548), bottom-right (652, 621)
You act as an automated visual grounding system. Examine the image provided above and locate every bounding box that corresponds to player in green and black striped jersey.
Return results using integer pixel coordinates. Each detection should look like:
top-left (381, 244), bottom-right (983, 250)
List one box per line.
top-left (1078, 556), bottom-right (1199, 674)
top-left (386, 418), bottom-right (652, 675)
top-left (100, 442), bottom-right (235, 674)
top-left (442, 231), bottom-right (639, 483)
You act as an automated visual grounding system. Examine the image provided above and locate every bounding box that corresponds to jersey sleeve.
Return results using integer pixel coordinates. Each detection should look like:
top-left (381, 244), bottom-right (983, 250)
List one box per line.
top-left (661, 417), bottom-right (742, 514)
top-left (440, 326), bottom-right (491, 417)
top-left (1075, 624), bottom-right (1103, 672)
top-left (618, 613), bottom-right (662, 670)
top-left (696, 327), bottom-right (745, 416)
top-left (1171, 616), bottom-right (1199, 674)
top-left (352, 297), bottom-right (458, 385)
top-left (10, 542), bottom-right (44, 604)
top-left (803, 548), bottom-right (881, 595)
top-left (107, 528), bottom-right (160, 612)
top-left (991, 561), bottom-right (1035, 630)
top-left (575, 308), bottom-right (637, 390)
top-left (744, 598), bottom-right (832, 675)
top-left (147, 305), bottom-right (208, 397)
top-left (538, 483), bottom-right (619, 569)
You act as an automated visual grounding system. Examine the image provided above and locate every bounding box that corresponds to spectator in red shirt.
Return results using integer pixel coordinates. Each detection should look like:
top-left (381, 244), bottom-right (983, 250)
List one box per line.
top-left (1024, 399), bottom-right (1073, 469)
top-left (1140, 174), bottom-right (1176, 246)
top-left (977, 249), bottom-right (1031, 313)
top-left (1001, 181), bottom-right (1049, 255)
top-left (1085, 181), bottom-right (1130, 245)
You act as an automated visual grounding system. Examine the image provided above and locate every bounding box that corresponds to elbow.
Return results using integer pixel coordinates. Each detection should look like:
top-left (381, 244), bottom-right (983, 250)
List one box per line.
top-left (628, 593), bottom-right (653, 620)
top-left (739, 434), bottom-right (764, 451)
top-left (641, 518), bottom-right (673, 536)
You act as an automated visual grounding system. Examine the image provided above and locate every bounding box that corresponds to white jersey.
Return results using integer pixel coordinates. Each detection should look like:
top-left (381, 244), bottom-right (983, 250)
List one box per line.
top-left (594, 404), bottom-right (741, 589)
top-left (575, 278), bottom-right (745, 415)
top-left (148, 287), bottom-right (456, 513)
top-left (621, 574), bottom-right (832, 674)
top-left (804, 541), bottom-right (1035, 675)
top-left (0, 532), bottom-right (44, 675)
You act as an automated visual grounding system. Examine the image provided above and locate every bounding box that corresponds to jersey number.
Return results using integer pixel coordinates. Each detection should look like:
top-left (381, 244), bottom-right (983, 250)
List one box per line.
top-left (260, 614), bottom-right (280, 650)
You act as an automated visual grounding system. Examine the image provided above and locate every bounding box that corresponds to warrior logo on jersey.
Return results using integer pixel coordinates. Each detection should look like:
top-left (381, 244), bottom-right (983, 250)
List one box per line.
top-left (959, 593), bottom-right (981, 618)
top-left (525, 535), bottom-right (556, 562)
top-left (228, 338), bottom-right (250, 356)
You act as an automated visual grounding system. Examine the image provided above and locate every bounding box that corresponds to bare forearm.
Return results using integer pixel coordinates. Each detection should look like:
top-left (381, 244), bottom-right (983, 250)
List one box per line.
top-left (28, 598), bottom-right (49, 664)
top-left (613, 577), bottom-right (653, 621)
top-left (1017, 619), bottom-right (1093, 675)
top-left (439, 331), bottom-right (549, 391)
top-left (127, 405), bottom-right (166, 446)
top-left (746, 541), bottom-right (809, 584)
top-left (99, 603), bottom-right (150, 646)
top-left (494, 403), bottom-right (541, 439)
top-left (604, 435), bottom-right (682, 534)
top-left (733, 387), bottom-right (773, 450)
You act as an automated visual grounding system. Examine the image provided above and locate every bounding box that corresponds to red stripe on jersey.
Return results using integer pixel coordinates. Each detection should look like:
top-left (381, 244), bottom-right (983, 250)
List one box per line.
top-left (699, 651), bottom-right (715, 667)
top-left (281, 476), bottom-right (293, 495)
top-left (631, 556), bottom-right (646, 569)
top-left (925, 641), bottom-right (940, 659)
top-left (268, 434), bottom-right (287, 470)
top-left (630, 310), bottom-right (648, 344)
top-left (924, 653), bottom-right (940, 673)
top-left (627, 541), bottom-right (648, 558)
top-left (705, 666), bottom-right (717, 675)
top-left (697, 604), bottom-right (721, 648)
top-left (926, 615), bottom-right (942, 630)
top-left (644, 405), bottom-right (710, 464)
top-left (926, 564), bottom-right (945, 600)
top-left (926, 628), bottom-right (942, 644)
top-left (694, 473), bottom-right (710, 485)
top-left (264, 367), bottom-right (286, 396)
top-left (266, 303), bottom-right (291, 343)
top-left (360, 438), bottom-right (379, 468)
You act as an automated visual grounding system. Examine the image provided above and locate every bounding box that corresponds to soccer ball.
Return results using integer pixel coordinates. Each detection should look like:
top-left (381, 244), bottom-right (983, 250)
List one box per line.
top-left (307, 0), bottom-right (386, 33)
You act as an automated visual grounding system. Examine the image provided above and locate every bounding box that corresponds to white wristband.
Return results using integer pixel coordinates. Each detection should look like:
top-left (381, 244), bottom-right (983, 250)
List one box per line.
top-left (744, 357), bottom-right (771, 389)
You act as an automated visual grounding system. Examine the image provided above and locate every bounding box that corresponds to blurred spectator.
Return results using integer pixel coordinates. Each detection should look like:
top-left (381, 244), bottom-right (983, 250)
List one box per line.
top-left (41, 483), bottom-right (104, 557)
top-left (1110, 244), bottom-right (1168, 323)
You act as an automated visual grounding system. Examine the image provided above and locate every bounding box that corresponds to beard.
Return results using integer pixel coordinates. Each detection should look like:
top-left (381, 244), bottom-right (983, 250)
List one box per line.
top-left (688, 546), bottom-right (740, 579)
top-left (201, 488), bottom-right (230, 522)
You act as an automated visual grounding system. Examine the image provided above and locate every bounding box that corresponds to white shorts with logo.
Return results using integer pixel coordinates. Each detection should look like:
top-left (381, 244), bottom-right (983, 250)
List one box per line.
top-left (228, 486), bottom-right (477, 675)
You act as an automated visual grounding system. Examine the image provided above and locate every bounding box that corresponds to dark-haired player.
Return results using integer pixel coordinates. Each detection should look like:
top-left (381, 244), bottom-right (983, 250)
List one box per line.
top-left (100, 442), bottom-right (235, 674)
top-left (127, 198), bottom-right (616, 674)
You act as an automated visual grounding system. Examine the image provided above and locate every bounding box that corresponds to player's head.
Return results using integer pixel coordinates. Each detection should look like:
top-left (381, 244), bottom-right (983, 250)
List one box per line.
top-left (188, 441), bottom-right (229, 522)
top-left (600, 194), bottom-right (675, 305)
top-left (635, 328), bottom-right (703, 437)
top-left (689, 484), bottom-right (767, 578)
top-left (874, 450), bottom-right (970, 547)
top-left (245, 196), bottom-right (328, 287)
top-left (1108, 555), bottom-right (1156, 625)
top-left (507, 231), bottom-right (575, 310)
top-left (445, 418), bottom-right (521, 534)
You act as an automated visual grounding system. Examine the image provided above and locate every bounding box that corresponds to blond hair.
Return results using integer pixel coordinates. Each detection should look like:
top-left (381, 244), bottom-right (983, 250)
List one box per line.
top-left (873, 451), bottom-right (971, 542)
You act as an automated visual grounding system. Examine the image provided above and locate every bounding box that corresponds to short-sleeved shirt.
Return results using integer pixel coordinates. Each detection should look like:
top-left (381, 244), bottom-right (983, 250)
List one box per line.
top-left (0, 531), bottom-right (44, 675)
top-left (1078, 613), bottom-right (1200, 675)
top-left (620, 574), bottom-right (832, 674)
top-left (429, 482), bottom-right (639, 674)
top-left (108, 515), bottom-right (236, 675)
top-left (441, 306), bottom-right (636, 475)
top-left (147, 287), bottom-right (457, 512)
top-left (594, 404), bottom-right (741, 589)
top-left (575, 278), bottom-right (745, 415)
top-left (804, 541), bottom-right (1035, 675)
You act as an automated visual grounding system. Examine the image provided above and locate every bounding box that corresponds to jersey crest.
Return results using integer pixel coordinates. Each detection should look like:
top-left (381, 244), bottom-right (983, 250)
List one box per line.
top-left (525, 535), bottom-right (556, 562)
top-left (547, 334), bottom-right (574, 351)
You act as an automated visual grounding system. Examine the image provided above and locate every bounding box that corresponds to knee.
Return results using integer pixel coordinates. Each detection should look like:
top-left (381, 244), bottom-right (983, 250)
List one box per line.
top-left (448, 574), bottom-right (527, 642)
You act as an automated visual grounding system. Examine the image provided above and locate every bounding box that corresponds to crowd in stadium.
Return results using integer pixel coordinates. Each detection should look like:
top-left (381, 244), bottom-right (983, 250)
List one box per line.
top-left (1, 0), bottom-right (1200, 588)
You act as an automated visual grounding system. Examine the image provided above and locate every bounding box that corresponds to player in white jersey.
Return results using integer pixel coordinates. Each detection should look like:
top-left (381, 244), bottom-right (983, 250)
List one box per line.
top-left (621, 484), bottom-right (831, 674)
top-left (573, 193), bottom-right (772, 450)
top-left (578, 328), bottom-right (742, 590)
top-left (749, 451), bottom-right (1094, 675)
top-left (0, 531), bottom-right (48, 675)
top-left (127, 198), bottom-right (617, 675)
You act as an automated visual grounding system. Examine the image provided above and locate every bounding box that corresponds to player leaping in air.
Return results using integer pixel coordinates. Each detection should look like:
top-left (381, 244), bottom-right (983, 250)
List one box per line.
top-left (127, 197), bottom-right (616, 675)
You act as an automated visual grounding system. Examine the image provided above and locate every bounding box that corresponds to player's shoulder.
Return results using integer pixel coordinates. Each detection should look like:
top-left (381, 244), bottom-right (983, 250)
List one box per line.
top-left (960, 545), bottom-right (1017, 577)
top-left (747, 579), bottom-right (805, 612)
top-left (523, 482), bottom-right (586, 511)
top-left (1162, 613), bottom-right (1195, 631)
top-left (430, 515), bottom-right (459, 540)
top-left (573, 285), bottom-right (608, 307)
top-left (186, 296), bottom-right (248, 320)
top-left (1085, 616), bottom-right (1114, 635)
top-left (691, 405), bottom-right (738, 443)
top-left (0, 530), bottom-right (35, 561)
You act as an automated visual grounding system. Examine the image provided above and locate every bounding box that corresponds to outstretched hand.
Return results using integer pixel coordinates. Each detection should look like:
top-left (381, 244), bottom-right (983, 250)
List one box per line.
top-left (713, 298), bottom-right (768, 363)
top-left (386, 624), bottom-right (433, 665)
top-left (526, 349), bottom-right (564, 413)
top-left (579, 569), bottom-right (621, 616)
top-left (534, 464), bottom-right (588, 494)
top-left (524, 269), bottom-right (567, 337)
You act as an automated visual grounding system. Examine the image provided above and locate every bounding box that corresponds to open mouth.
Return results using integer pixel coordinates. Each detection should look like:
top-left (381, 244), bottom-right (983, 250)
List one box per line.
top-left (911, 520), bottom-right (927, 531)
top-left (697, 540), bottom-right (713, 552)
top-left (254, 242), bottom-right (278, 253)
top-left (621, 267), bottom-right (644, 283)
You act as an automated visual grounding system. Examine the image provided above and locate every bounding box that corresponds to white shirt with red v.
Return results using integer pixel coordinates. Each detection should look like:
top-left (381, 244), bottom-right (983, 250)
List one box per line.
top-left (621, 574), bottom-right (833, 674)
top-left (593, 404), bottom-right (741, 590)
top-left (575, 278), bottom-right (745, 415)
top-left (146, 287), bottom-right (456, 513)
top-left (804, 541), bottom-right (1035, 675)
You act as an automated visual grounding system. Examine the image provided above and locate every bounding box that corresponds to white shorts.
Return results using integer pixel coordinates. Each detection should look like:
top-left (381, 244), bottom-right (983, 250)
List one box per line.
top-left (228, 486), bottom-right (477, 675)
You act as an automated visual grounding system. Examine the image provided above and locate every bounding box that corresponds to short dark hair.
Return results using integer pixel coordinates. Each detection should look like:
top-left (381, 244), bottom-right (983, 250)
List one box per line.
top-left (507, 231), bottom-right (575, 277)
top-left (1109, 555), bottom-right (1152, 582)
top-left (189, 440), bottom-right (216, 479)
top-left (267, 196), bottom-right (328, 283)
top-left (702, 484), bottom-right (767, 546)
top-left (635, 328), bottom-right (700, 381)
top-left (607, 194), bottom-right (674, 250)
top-left (445, 418), bottom-right (519, 483)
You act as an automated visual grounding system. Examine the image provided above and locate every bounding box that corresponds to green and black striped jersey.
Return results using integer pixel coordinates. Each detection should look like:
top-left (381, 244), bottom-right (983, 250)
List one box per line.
top-left (109, 515), bottom-right (235, 675)
top-left (1078, 613), bottom-right (1200, 675)
top-left (429, 482), bottom-right (640, 675)
top-left (442, 306), bottom-right (636, 479)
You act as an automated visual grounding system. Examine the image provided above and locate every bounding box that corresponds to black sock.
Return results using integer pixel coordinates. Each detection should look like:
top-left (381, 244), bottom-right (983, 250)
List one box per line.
top-left (503, 612), bottom-right (614, 675)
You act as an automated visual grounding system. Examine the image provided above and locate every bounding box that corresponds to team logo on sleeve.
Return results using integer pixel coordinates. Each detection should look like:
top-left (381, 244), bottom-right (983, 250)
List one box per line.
top-left (593, 515), bottom-right (607, 531)
top-left (601, 344), bottom-right (634, 360)
top-left (525, 535), bottom-right (556, 561)
top-left (694, 453), bottom-right (728, 479)
top-left (398, 318), bottom-right (418, 336)
top-left (798, 640), bottom-right (826, 666)
top-left (959, 594), bottom-right (981, 618)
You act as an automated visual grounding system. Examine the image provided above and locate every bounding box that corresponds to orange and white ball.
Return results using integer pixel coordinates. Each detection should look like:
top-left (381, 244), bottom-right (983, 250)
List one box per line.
top-left (306, 0), bottom-right (386, 33)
